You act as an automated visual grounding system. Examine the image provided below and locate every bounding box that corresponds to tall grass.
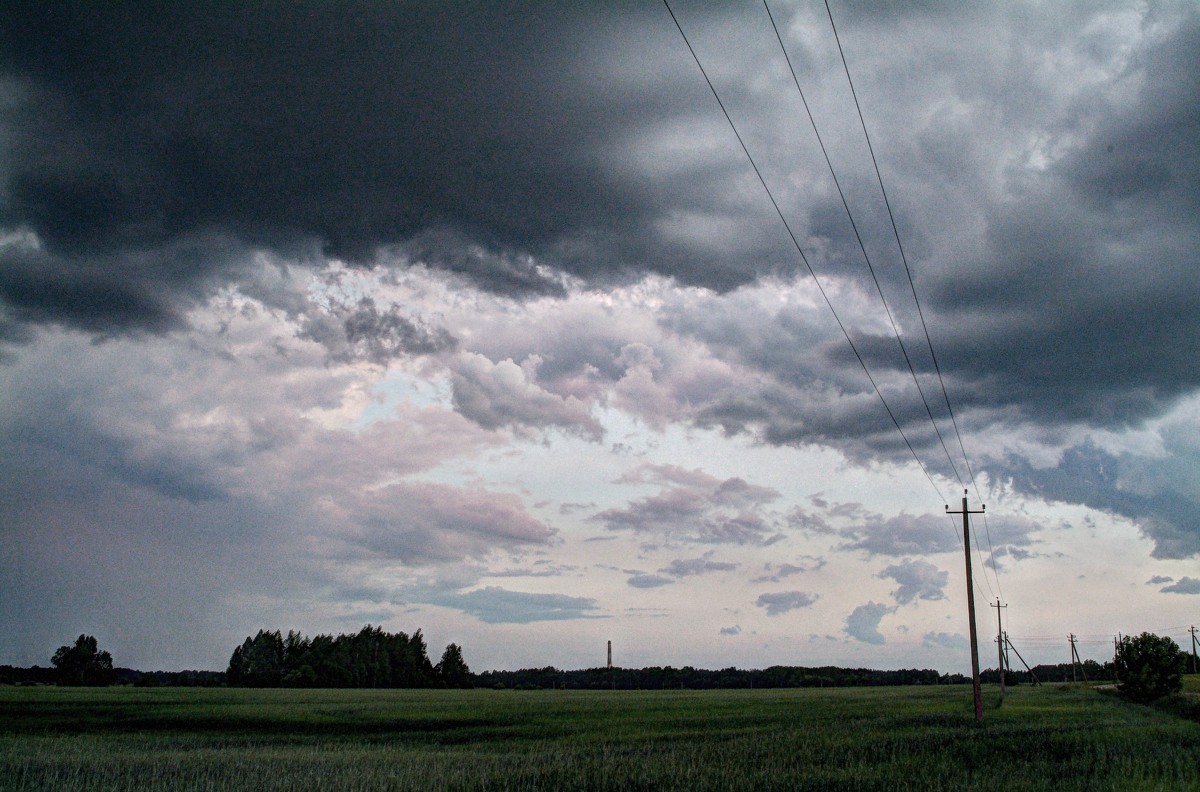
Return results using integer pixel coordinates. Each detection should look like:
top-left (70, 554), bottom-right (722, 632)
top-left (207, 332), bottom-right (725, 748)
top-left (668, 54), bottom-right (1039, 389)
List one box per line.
top-left (2, 682), bottom-right (1197, 791)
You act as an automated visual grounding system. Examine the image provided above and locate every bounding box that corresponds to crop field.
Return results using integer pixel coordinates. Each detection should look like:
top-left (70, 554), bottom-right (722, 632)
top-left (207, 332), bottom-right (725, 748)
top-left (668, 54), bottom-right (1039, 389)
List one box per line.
top-left (1, 681), bottom-right (1198, 791)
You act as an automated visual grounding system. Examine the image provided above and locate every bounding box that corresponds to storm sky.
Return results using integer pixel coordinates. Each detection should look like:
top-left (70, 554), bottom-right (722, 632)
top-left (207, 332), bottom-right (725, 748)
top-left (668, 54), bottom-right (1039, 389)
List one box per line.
top-left (2, 0), bottom-right (1197, 673)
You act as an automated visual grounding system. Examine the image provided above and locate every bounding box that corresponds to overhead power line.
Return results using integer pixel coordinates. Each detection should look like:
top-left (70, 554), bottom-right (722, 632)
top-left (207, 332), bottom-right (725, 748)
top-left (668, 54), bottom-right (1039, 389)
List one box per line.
top-left (762, 0), bottom-right (964, 490)
top-left (763, 0), bottom-right (1001, 602)
top-left (817, 0), bottom-right (1005, 603)
top-left (661, 0), bottom-right (945, 503)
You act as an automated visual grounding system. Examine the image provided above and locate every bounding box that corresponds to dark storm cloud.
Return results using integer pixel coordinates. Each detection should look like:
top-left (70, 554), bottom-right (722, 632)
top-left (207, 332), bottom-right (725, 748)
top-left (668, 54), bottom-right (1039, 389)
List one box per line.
top-left (0, 0), bottom-right (796, 335)
top-left (992, 443), bottom-right (1200, 559)
top-left (4, 0), bottom-right (1198, 490)
top-left (662, 0), bottom-right (1200, 504)
top-left (384, 228), bottom-right (568, 299)
top-left (2, 2), bottom-right (599, 258)
top-left (3, 0), bottom-right (1199, 672)
top-left (0, 232), bottom-right (255, 335)
top-left (299, 295), bottom-right (457, 365)
top-left (899, 7), bottom-right (1200, 430)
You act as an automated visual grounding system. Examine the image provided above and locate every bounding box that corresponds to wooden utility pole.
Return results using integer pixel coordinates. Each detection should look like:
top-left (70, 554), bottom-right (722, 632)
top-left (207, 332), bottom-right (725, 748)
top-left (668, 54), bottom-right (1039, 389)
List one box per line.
top-left (1190, 626), bottom-right (1197, 674)
top-left (990, 599), bottom-right (1007, 694)
top-left (1068, 634), bottom-right (1087, 683)
top-left (947, 489), bottom-right (985, 722)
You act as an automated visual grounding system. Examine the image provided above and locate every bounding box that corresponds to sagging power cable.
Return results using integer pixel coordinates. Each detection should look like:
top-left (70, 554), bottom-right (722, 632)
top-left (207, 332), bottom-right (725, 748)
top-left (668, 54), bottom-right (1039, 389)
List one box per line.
top-left (662, 0), bottom-right (945, 504)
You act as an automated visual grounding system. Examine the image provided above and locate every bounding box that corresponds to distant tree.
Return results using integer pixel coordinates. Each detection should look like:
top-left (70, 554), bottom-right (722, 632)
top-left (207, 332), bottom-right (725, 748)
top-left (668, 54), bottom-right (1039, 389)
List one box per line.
top-left (436, 643), bottom-right (471, 687)
top-left (1114, 632), bottom-right (1186, 703)
top-left (280, 629), bottom-right (315, 687)
top-left (52, 634), bottom-right (116, 686)
top-left (227, 630), bottom-right (285, 686)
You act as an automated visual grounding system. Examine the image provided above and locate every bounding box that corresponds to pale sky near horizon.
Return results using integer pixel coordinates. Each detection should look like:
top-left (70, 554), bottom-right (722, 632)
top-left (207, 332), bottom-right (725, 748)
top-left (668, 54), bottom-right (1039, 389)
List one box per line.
top-left (2, 0), bottom-right (1197, 674)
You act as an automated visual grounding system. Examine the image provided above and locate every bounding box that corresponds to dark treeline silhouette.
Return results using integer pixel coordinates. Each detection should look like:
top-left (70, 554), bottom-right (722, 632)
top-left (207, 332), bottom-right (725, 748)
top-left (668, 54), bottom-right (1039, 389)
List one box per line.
top-left (980, 659), bottom-right (1116, 685)
top-left (226, 625), bottom-right (470, 688)
top-left (0, 665), bottom-right (59, 685)
top-left (129, 669), bottom-right (226, 687)
top-left (12, 628), bottom-right (1187, 690)
top-left (1, 665), bottom-right (229, 687)
top-left (475, 665), bottom-right (960, 690)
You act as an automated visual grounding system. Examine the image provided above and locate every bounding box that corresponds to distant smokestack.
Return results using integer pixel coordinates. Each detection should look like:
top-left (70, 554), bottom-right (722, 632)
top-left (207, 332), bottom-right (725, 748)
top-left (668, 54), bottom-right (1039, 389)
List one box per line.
top-left (607, 640), bottom-right (612, 669)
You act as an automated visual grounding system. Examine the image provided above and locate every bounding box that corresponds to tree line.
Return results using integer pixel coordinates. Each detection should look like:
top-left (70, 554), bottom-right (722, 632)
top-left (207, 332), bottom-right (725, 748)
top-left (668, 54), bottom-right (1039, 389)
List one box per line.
top-left (226, 625), bottom-right (471, 688)
top-left (3, 629), bottom-right (1191, 704)
top-left (475, 664), bottom-right (953, 690)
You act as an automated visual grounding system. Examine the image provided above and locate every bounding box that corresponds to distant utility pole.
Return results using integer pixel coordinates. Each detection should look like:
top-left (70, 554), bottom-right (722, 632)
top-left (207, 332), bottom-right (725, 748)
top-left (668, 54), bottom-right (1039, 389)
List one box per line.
top-left (947, 489), bottom-right (985, 722)
top-left (990, 599), bottom-right (1007, 694)
top-left (1190, 626), bottom-right (1198, 674)
top-left (1068, 634), bottom-right (1087, 683)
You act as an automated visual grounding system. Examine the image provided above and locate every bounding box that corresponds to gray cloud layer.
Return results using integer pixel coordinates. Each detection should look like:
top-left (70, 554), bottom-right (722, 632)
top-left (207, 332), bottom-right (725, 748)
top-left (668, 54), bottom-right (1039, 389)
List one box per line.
top-left (4, 2), bottom-right (1198, 445)
top-left (878, 559), bottom-right (948, 606)
top-left (0, 321), bottom-right (555, 666)
top-left (419, 587), bottom-right (605, 624)
top-left (594, 464), bottom-right (786, 546)
top-left (756, 591), bottom-right (819, 617)
top-left (5, 2), bottom-right (1197, 410)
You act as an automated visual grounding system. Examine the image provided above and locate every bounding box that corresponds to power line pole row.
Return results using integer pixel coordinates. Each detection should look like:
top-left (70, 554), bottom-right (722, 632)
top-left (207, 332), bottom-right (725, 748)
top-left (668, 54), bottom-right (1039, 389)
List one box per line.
top-left (990, 598), bottom-right (1007, 694)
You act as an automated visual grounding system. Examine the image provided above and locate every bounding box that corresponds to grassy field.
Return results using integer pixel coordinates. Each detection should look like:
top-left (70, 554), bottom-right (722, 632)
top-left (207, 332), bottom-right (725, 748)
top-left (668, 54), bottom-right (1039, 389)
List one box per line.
top-left (1, 681), bottom-right (1198, 791)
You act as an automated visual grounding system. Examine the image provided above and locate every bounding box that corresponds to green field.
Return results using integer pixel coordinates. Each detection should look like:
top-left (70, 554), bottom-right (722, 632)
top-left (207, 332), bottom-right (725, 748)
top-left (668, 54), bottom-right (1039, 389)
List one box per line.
top-left (2, 682), bottom-right (1198, 791)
